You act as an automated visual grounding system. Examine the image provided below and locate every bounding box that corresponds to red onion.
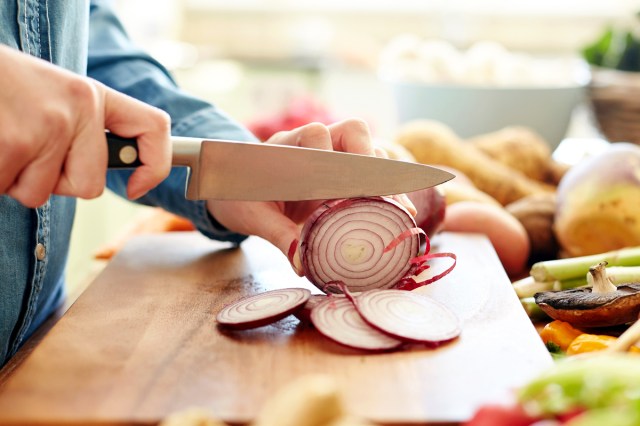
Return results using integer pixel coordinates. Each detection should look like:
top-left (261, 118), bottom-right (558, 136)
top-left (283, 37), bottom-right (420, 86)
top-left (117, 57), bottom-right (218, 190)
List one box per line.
top-left (352, 289), bottom-right (461, 344)
top-left (298, 197), bottom-right (421, 293)
top-left (216, 288), bottom-right (311, 330)
top-left (293, 294), bottom-right (330, 323)
top-left (310, 296), bottom-right (404, 351)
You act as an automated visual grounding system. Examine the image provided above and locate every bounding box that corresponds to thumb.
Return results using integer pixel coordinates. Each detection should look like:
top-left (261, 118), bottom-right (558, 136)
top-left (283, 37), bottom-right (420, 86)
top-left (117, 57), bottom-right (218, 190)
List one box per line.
top-left (101, 83), bottom-right (171, 199)
top-left (208, 200), bottom-right (302, 272)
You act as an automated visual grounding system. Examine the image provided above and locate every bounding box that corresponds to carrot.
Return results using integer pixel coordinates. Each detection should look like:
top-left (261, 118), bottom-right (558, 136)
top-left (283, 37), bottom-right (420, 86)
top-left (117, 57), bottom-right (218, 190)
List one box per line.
top-left (394, 120), bottom-right (555, 206)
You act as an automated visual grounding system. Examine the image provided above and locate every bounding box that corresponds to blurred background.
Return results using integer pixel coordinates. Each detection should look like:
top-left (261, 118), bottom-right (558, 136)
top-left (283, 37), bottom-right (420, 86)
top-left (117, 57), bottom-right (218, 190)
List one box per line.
top-left (68, 0), bottom-right (640, 289)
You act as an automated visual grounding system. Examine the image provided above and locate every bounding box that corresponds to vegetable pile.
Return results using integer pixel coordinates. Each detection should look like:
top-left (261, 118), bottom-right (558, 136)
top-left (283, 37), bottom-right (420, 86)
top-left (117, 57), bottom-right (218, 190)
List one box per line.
top-left (465, 354), bottom-right (640, 426)
top-left (393, 119), bottom-right (568, 276)
top-left (513, 246), bottom-right (640, 327)
top-left (216, 196), bottom-right (459, 352)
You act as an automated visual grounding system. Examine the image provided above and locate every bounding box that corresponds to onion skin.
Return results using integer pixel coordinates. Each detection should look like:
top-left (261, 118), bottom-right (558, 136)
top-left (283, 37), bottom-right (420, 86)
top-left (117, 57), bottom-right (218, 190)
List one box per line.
top-left (406, 186), bottom-right (446, 238)
top-left (298, 197), bottom-right (421, 293)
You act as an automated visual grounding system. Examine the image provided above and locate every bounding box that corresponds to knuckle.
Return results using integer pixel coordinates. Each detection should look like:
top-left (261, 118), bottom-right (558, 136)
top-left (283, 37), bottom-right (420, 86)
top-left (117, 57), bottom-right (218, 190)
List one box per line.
top-left (154, 109), bottom-right (171, 131)
top-left (40, 108), bottom-right (72, 139)
top-left (298, 122), bottom-right (330, 140)
top-left (78, 179), bottom-right (105, 199)
top-left (342, 118), bottom-right (370, 134)
top-left (12, 190), bottom-right (48, 208)
top-left (65, 77), bottom-right (99, 110)
top-left (5, 136), bottom-right (31, 159)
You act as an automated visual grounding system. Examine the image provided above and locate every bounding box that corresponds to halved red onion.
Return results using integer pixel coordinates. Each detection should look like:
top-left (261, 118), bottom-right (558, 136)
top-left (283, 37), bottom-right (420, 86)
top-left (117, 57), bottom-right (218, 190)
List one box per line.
top-left (299, 197), bottom-right (420, 293)
top-left (353, 289), bottom-right (461, 344)
top-left (310, 296), bottom-right (404, 351)
top-left (216, 288), bottom-right (311, 330)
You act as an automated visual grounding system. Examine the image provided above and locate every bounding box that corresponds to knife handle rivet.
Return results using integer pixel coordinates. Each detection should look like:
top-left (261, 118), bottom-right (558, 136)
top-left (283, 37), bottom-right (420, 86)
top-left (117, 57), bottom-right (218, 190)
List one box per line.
top-left (119, 146), bottom-right (138, 165)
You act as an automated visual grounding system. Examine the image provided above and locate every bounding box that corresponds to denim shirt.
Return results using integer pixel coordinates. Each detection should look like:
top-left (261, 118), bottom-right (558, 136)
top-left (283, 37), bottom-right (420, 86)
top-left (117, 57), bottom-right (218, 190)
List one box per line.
top-left (0, 0), bottom-right (254, 366)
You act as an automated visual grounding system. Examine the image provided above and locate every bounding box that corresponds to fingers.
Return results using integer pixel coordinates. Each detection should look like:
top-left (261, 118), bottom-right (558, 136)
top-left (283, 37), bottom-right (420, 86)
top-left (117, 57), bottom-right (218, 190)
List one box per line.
top-left (266, 119), bottom-right (375, 157)
top-left (267, 122), bottom-right (333, 151)
top-left (375, 147), bottom-right (417, 216)
top-left (0, 46), bottom-right (170, 207)
top-left (102, 83), bottom-right (171, 199)
top-left (207, 200), bottom-right (300, 260)
top-left (6, 76), bottom-right (105, 206)
top-left (328, 119), bottom-right (375, 156)
top-left (53, 79), bottom-right (108, 200)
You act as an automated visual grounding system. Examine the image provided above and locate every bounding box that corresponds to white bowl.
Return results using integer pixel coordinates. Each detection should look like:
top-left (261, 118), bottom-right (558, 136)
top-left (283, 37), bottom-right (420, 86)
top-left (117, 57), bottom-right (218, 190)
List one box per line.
top-left (390, 81), bottom-right (587, 150)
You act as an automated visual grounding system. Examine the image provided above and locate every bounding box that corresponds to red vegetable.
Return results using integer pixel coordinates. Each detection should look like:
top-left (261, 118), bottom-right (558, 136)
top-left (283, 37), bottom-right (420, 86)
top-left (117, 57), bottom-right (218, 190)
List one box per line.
top-left (406, 186), bottom-right (446, 238)
top-left (216, 288), bottom-right (311, 330)
top-left (293, 294), bottom-right (330, 323)
top-left (311, 296), bottom-right (404, 351)
top-left (298, 197), bottom-right (422, 293)
top-left (463, 403), bottom-right (539, 426)
top-left (352, 289), bottom-right (461, 344)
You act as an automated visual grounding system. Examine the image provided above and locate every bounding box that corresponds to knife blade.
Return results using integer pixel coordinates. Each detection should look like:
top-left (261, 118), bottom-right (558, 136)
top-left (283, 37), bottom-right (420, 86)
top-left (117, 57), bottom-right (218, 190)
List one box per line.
top-left (106, 133), bottom-right (454, 201)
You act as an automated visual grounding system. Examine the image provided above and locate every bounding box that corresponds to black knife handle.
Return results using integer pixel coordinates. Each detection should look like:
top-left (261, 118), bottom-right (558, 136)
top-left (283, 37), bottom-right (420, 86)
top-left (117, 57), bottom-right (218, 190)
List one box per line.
top-left (106, 132), bottom-right (143, 168)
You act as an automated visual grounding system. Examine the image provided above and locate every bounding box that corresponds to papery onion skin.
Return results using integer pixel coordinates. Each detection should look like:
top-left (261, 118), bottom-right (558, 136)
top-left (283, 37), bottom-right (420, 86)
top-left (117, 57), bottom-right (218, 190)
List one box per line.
top-left (298, 197), bottom-right (421, 293)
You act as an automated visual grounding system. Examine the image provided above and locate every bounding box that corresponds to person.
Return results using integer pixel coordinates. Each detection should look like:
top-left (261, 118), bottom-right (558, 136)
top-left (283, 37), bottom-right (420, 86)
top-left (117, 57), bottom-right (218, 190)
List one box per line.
top-left (0, 0), bottom-right (415, 367)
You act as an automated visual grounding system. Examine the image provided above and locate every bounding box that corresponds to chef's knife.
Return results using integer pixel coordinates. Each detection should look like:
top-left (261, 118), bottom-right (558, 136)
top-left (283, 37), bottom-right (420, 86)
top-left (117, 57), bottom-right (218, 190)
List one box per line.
top-left (106, 133), bottom-right (454, 201)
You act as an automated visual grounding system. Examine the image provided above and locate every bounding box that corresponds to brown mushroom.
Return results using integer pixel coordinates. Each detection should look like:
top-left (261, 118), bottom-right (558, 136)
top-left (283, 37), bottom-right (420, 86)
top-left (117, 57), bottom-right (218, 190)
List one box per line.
top-left (534, 262), bottom-right (640, 328)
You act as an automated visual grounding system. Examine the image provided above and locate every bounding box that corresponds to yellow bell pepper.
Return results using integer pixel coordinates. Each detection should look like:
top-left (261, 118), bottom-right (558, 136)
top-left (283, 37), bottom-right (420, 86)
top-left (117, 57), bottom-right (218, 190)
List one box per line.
top-left (539, 320), bottom-right (583, 351)
top-left (566, 333), bottom-right (640, 355)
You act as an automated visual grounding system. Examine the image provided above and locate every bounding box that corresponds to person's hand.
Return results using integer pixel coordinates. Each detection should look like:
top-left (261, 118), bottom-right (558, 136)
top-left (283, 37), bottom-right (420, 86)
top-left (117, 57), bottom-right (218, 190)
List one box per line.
top-left (0, 45), bottom-right (171, 207)
top-left (206, 119), bottom-right (416, 273)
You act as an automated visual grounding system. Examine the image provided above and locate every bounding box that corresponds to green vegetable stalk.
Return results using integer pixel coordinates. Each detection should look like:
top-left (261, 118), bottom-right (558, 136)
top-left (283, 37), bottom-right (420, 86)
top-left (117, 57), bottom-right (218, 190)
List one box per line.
top-left (529, 247), bottom-right (640, 283)
top-left (518, 354), bottom-right (640, 418)
top-left (512, 265), bottom-right (640, 300)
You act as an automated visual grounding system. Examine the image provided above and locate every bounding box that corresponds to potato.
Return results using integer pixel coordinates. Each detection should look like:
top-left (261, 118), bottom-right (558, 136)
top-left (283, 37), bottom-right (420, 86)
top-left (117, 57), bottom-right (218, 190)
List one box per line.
top-left (506, 192), bottom-right (559, 263)
top-left (253, 375), bottom-right (345, 426)
top-left (395, 120), bottom-right (555, 205)
top-left (467, 126), bottom-right (552, 182)
top-left (441, 180), bottom-right (502, 207)
top-left (443, 201), bottom-right (531, 277)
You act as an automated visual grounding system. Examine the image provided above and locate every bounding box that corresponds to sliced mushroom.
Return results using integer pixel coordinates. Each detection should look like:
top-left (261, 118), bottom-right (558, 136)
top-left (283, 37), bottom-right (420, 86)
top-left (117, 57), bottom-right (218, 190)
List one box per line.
top-left (534, 262), bottom-right (640, 328)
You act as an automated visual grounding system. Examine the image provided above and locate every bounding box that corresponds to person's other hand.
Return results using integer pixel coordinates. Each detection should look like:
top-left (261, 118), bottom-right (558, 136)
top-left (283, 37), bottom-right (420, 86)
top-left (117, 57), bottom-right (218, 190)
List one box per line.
top-left (206, 119), bottom-right (416, 273)
top-left (0, 45), bottom-right (171, 207)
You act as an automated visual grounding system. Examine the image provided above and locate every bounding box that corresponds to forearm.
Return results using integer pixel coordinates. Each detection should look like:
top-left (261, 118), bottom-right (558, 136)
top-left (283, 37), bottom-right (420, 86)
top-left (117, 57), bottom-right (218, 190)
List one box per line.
top-left (88, 0), bottom-right (257, 243)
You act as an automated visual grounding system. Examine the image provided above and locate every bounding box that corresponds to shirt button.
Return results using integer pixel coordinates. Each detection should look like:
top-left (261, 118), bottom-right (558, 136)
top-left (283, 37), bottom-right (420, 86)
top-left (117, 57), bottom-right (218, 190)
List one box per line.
top-left (35, 243), bottom-right (46, 261)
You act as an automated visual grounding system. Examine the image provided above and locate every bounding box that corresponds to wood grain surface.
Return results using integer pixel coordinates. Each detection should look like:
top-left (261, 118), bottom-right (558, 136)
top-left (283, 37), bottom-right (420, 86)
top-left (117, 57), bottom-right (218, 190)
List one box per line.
top-left (0, 232), bottom-right (552, 425)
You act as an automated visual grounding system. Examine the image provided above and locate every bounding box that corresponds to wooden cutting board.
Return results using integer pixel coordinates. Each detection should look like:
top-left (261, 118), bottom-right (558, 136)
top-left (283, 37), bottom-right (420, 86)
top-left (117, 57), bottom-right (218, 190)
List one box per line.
top-left (0, 232), bottom-right (552, 425)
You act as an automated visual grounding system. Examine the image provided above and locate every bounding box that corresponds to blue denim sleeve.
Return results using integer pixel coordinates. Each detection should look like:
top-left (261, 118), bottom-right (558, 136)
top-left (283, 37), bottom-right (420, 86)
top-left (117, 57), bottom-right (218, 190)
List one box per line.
top-left (87, 1), bottom-right (257, 245)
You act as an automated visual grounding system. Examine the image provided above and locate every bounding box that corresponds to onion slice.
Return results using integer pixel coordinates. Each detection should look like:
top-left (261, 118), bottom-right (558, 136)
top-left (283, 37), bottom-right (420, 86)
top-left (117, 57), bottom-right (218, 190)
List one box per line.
top-left (353, 289), bottom-right (461, 344)
top-left (216, 288), bottom-right (311, 330)
top-left (293, 294), bottom-right (330, 323)
top-left (310, 296), bottom-right (404, 351)
top-left (299, 197), bottom-right (420, 293)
